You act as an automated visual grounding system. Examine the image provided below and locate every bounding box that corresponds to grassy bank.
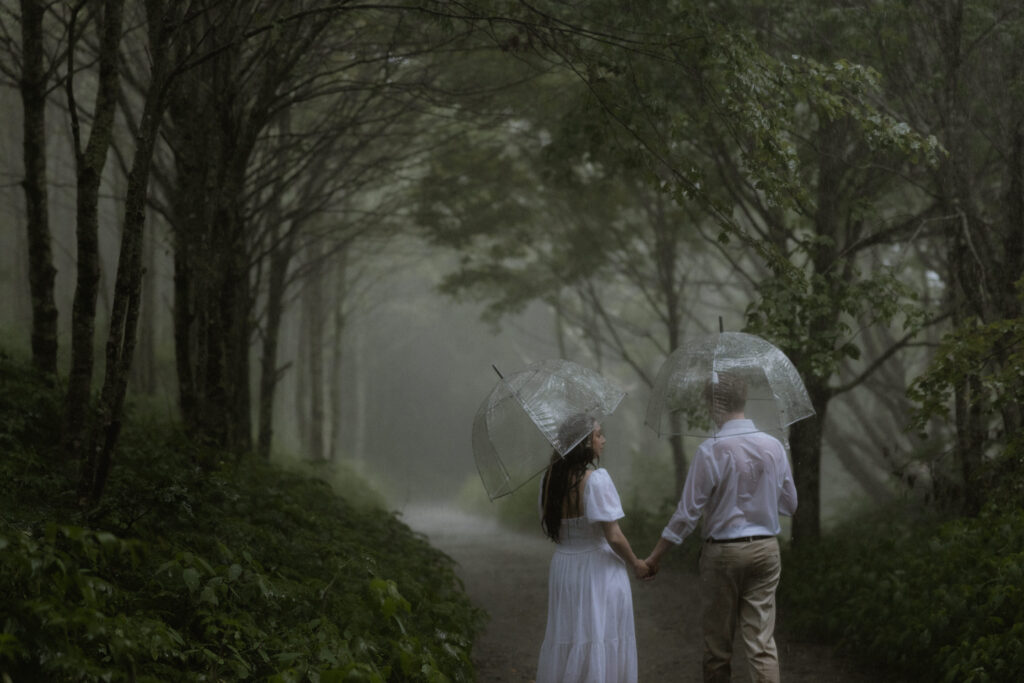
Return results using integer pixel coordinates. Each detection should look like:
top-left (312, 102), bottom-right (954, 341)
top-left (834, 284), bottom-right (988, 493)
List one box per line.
top-left (0, 352), bottom-right (484, 682)
top-left (780, 504), bottom-right (1024, 683)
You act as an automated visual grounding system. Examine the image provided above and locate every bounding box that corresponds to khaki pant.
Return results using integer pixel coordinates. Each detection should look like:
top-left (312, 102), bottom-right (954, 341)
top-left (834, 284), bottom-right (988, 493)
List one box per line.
top-left (698, 537), bottom-right (781, 683)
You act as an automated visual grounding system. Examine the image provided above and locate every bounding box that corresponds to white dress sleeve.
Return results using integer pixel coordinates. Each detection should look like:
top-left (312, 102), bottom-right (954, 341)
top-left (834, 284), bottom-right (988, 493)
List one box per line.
top-left (584, 468), bottom-right (625, 522)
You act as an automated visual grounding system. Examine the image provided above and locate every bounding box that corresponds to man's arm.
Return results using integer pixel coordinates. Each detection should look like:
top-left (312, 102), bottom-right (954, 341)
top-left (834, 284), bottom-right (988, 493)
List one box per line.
top-left (778, 450), bottom-right (798, 516)
top-left (645, 443), bottom-right (716, 575)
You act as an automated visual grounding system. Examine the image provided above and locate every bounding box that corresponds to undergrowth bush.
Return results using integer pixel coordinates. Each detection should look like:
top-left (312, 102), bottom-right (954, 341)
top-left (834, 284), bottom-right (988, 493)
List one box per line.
top-left (780, 505), bottom-right (1024, 683)
top-left (0, 352), bottom-right (484, 681)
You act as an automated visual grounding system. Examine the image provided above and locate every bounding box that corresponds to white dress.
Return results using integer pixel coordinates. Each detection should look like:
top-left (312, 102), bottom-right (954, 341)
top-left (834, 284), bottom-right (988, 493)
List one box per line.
top-left (535, 468), bottom-right (639, 683)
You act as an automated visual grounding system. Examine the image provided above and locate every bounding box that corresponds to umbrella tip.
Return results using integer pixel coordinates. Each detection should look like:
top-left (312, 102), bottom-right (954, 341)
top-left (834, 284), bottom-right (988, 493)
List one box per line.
top-left (491, 364), bottom-right (504, 379)
top-left (719, 316), bottom-right (724, 333)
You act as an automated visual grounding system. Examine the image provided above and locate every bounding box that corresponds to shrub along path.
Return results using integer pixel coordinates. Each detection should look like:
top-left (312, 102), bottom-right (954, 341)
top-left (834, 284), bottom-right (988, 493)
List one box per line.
top-left (404, 504), bottom-right (886, 683)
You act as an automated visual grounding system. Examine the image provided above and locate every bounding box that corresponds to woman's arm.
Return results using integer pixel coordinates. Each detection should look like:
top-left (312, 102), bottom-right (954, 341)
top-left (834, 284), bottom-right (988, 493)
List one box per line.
top-left (601, 520), bottom-right (650, 579)
top-left (644, 537), bottom-right (675, 577)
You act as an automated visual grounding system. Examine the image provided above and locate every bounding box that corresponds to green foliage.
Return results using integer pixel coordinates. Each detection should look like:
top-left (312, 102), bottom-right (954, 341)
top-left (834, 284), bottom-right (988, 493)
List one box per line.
top-left (780, 506), bottom-right (1024, 682)
top-left (909, 311), bottom-right (1024, 427)
top-left (747, 262), bottom-right (922, 381)
top-left (908, 284), bottom-right (1024, 510)
top-left (0, 353), bottom-right (483, 681)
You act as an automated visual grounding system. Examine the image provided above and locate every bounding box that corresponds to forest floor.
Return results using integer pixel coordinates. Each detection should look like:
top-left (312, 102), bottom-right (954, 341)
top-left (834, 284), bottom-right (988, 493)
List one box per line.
top-left (403, 504), bottom-right (889, 683)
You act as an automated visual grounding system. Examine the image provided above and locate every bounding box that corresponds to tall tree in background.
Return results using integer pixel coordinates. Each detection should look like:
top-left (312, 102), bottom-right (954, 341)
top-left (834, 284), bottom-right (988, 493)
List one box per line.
top-left (78, 0), bottom-right (184, 504)
top-left (163, 2), bottom-right (338, 452)
top-left (418, 0), bottom-right (941, 541)
top-left (870, 0), bottom-right (1024, 513)
top-left (419, 113), bottom-right (739, 493)
top-left (687, 4), bottom-right (942, 542)
top-left (63, 0), bottom-right (125, 460)
top-left (14, 0), bottom-right (60, 376)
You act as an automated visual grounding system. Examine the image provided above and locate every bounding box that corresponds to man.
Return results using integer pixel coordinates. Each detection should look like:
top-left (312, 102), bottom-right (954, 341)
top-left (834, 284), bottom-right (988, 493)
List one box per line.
top-left (645, 371), bottom-right (797, 683)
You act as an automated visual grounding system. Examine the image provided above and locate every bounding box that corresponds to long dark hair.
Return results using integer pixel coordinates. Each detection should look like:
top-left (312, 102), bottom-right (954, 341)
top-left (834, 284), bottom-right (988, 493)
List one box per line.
top-left (540, 414), bottom-right (597, 543)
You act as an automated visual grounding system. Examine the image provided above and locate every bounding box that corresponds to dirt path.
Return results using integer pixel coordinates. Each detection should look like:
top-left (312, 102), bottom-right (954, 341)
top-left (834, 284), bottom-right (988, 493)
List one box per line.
top-left (404, 505), bottom-right (880, 683)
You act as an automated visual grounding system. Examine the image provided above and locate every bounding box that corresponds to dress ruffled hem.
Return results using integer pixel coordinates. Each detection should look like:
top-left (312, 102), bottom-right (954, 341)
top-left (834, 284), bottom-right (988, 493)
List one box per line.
top-left (536, 637), bottom-right (638, 683)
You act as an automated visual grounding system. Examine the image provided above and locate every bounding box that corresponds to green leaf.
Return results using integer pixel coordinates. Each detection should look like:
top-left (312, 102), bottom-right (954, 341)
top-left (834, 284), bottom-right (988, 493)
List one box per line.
top-left (182, 567), bottom-right (200, 593)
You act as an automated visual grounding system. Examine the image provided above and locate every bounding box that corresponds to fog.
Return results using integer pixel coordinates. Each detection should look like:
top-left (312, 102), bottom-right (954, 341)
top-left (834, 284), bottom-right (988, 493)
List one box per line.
top-left (0, 83), bottom-right (875, 532)
top-left (281, 249), bottom-right (869, 524)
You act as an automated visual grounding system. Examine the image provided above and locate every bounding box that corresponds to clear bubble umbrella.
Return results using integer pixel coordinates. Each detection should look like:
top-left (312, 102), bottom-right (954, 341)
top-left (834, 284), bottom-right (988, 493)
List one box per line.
top-left (472, 359), bottom-right (626, 500)
top-left (644, 332), bottom-right (814, 446)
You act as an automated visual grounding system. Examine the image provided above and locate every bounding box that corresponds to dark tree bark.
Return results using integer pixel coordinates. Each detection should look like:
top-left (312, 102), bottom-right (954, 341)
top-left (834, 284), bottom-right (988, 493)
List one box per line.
top-left (256, 234), bottom-right (292, 460)
top-left (130, 211), bottom-right (157, 395)
top-left (327, 261), bottom-right (347, 462)
top-left (165, 4), bottom-right (329, 453)
top-left (303, 242), bottom-right (326, 461)
top-left (79, 0), bottom-right (174, 505)
top-left (18, 0), bottom-right (59, 376)
top-left (167, 74), bottom-right (254, 451)
top-left (789, 379), bottom-right (830, 545)
top-left (64, 0), bottom-right (126, 460)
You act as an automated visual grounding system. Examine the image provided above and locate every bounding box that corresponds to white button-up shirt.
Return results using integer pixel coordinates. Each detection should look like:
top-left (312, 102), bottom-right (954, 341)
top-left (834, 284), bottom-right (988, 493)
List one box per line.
top-left (662, 418), bottom-right (798, 544)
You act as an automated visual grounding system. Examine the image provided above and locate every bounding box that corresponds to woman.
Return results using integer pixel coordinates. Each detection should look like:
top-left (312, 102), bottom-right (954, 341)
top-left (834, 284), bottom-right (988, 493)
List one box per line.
top-left (535, 414), bottom-right (649, 683)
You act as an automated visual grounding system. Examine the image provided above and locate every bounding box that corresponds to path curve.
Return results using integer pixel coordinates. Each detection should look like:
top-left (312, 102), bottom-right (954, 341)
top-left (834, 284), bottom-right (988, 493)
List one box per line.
top-left (403, 505), bottom-right (879, 683)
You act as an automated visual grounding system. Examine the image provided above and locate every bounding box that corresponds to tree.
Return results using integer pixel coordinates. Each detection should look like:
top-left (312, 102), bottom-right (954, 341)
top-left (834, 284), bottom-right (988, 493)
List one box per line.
top-left (419, 108), bottom-right (744, 493)
top-left (418, 1), bottom-right (940, 542)
top-left (8, 0), bottom-right (62, 376)
top-left (63, 0), bottom-right (126, 459)
top-left (868, 0), bottom-right (1024, 512)
top-left (78, 0), bottom-right (183, 504)
top-left (159, 1), bottom-right (450, 454)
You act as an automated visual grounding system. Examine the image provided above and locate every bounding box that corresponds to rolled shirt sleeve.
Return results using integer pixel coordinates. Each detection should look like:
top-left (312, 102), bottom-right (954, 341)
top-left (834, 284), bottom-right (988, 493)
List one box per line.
top-left (777, 455), bottom-right (798, 517)
top-left (662, 443), bottom-right (717, 544)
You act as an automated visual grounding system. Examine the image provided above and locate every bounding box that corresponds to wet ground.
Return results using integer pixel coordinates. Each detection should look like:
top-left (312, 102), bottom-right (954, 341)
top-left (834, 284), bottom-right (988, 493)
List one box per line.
top-left (403, 505), bottom-right (885, 683)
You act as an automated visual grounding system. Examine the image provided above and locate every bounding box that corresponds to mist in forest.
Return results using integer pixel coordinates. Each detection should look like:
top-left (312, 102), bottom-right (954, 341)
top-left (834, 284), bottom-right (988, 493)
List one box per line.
top-left (0, 0), bottom-right (934, 533)
top-left (0, 102), bottom-right (871, 525)
top-left (264, 243), bottom-right (882, 518)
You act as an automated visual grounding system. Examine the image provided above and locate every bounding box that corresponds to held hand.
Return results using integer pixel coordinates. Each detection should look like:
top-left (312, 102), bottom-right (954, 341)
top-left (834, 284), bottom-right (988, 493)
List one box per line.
top-left (633, 559), bottom-right (651, 581)
top-left (643, 555), bottom-right (660, 578)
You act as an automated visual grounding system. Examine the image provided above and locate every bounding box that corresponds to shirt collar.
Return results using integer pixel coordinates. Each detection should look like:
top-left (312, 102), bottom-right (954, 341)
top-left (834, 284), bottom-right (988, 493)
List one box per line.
top-left (716, 418), bottom-right (756, 437)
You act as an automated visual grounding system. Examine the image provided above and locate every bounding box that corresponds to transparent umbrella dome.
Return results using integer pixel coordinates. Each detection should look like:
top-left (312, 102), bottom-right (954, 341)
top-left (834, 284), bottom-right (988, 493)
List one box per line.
top-left (472, 359), bottom-right (626, 500)
top-left (645, 332), bottom-right (814, 445)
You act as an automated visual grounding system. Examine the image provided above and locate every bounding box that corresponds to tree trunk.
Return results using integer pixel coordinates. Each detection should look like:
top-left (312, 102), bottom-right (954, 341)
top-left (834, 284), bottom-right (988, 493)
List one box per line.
top-left (327, 253), bottom-right (348, 461)
top-left (304, 244), bottom-right (326, 461)
top-left (351, 322), bottom-right (367, 462)
top-left (167, 124), bottom-right (254, 452)
top-left (786, 115), bottom-right (843, 543)
top-left (256, 240), bottom-right (291, 459)
top-left (131, 208), bottom-right (157, 394)
top-left (220, 220), bottom-right (253, 453)
top-left (954, 373), bottom-right (984, 515)
top-left (172, 226), bottom-right (199, 431)
top-left (65, 0), bottom-right (126, 461)
top-left (789, 380), bottom-right (829, 544)
top-left (295, 313), bottom-right (309, 455)
top-left (669, 433), bottom-right (686, 497)
top-left (1002, 124), bottom-right (1024, 320)
top-left (79, 0), bottom-right (167, 505)
top-left (166, 45), bottom-right (259, 453)
top-left (18, 0), bottom-right (59, 377)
